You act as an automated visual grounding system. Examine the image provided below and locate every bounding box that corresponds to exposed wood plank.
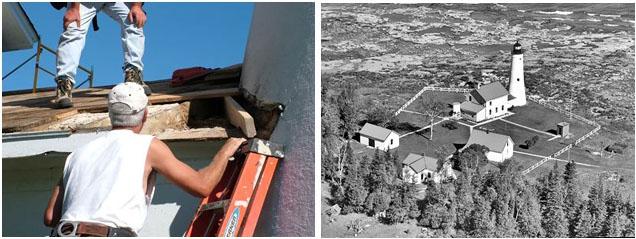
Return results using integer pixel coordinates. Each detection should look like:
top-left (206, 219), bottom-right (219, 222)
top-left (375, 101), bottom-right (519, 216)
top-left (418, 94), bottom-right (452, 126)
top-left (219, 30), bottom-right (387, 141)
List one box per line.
top-left (3, 63), bottom-right (242, 133)
top-left (156, 128), bottom-right (229, 141)
top-left (224, 96), bottom-right (256, 138)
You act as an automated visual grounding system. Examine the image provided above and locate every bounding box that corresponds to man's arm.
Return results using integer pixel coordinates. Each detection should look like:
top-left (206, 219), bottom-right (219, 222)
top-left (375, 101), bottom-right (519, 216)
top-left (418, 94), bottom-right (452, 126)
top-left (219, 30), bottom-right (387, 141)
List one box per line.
top-left (128, 2), bottom-right (147, 28)
top-left (43, 179), bottom-right (64, 227)
top-left (148, 137), bottom-right (245, 198)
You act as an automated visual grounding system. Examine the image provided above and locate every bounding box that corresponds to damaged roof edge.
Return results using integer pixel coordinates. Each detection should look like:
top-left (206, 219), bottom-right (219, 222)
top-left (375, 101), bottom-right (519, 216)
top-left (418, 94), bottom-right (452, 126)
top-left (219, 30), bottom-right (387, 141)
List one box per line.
top-left (2, 130), bottom-right (108, 158)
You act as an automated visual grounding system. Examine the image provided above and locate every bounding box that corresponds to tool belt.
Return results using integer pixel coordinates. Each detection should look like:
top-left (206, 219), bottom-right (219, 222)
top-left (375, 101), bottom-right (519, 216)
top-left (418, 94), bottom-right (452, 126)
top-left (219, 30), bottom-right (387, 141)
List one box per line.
top-left (52, 221), bottom-right (137, 237)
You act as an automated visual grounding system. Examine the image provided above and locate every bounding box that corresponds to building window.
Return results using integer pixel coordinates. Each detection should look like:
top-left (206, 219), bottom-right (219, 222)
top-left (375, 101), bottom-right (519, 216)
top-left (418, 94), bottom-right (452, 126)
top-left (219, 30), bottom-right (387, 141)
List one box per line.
top-left (489, 109), bottom-right (491, 115)
top-left (390, 139), bottom-right (393, 145)
top-left (517, 78), bottom-right (520, 82)
top-left (496, 108), bottom-right (498, 113)
top-left (469, 96), bottom-right (472, 101)
top-left (421, 174), bottom-right (424, 181)
top-left (502, 105), bottom-right (504, 111)
top-left (489, 101), bottom-right (492, 106)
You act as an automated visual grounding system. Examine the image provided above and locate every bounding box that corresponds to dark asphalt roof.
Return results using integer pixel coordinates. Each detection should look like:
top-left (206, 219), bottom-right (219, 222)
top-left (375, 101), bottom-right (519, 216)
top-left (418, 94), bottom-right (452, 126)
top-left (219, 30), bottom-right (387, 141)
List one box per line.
top-left (470, 82), bottom-right (508, 104)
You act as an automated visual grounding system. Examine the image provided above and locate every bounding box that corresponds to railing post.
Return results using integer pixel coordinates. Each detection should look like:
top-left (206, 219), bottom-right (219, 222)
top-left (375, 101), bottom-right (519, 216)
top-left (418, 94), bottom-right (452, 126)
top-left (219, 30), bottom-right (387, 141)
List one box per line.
top-left (32, 41), bottom-right (43, 93)
top-left (89, 66), bottom-right (94, 88)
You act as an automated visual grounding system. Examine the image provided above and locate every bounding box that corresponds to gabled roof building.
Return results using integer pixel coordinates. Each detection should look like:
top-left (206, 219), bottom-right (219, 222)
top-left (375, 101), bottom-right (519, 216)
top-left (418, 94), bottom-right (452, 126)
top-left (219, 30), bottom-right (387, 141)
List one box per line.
top-left (357, 123), bottom-right (399, 151)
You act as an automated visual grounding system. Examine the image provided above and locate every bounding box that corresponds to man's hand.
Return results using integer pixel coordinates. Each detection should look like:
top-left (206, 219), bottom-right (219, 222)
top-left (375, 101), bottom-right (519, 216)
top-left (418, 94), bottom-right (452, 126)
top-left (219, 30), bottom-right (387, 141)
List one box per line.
top-left (128, 4), bottom-right (147, 28)
top-left (217, 137), bottom-right (248, 160)
top-left (63, 3), bottom-right (81, 30)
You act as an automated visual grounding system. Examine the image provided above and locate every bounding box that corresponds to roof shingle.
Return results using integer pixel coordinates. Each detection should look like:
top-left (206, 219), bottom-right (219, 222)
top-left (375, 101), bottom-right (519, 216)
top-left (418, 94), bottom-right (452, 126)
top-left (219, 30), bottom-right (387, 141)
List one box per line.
top-left (359, 123), bottom-right (393, 141)
top-left (465, 129), bottom-right (513, 153)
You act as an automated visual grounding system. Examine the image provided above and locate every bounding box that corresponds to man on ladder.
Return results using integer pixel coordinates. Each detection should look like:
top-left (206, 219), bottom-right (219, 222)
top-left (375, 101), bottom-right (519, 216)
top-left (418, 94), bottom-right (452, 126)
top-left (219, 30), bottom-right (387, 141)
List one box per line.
top-left (43, 82), bottom-right (246, 236)
top-left (54, 2), bottom-right (152, 109)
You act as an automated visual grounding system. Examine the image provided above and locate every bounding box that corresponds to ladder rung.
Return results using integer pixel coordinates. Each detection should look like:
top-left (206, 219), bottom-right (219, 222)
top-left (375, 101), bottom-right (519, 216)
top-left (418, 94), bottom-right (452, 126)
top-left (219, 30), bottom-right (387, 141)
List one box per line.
top-left (199, 199), bottom-right (230, 212)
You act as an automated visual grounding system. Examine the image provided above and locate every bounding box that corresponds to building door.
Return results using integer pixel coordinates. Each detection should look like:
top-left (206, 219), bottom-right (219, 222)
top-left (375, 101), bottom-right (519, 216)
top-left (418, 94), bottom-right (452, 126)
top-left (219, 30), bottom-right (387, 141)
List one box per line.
top-left (369, 139), bottom-right (375, 147)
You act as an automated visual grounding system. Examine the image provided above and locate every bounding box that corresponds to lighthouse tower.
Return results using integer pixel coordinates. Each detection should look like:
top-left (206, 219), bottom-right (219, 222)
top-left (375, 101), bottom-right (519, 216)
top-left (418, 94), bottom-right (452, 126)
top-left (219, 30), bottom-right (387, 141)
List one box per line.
top-left (508, 41), bottom-right (527, 107)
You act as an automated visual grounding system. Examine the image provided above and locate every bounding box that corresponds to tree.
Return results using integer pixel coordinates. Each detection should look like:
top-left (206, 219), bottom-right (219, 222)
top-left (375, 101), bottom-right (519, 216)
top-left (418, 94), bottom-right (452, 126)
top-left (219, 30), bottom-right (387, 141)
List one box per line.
top-left (454, 172), bottom-right (475, 231)
top-left (573, 203), bottom-right (592, 237)
top-left (623, 200), bottom-right (635, 237)
top-left (604, 208), bottom-right (628, 237)
top-left (434, 145), bottom-right (454, 171)
top-left (539, 162), bottom-right (568, 237)
top-left (587, 176), bottom-right (607, 237)
top-left (385, 183), bottom-right (419, 224)
top-left (467, 194), bottom-right (495, 237)
top-left (336, 83), bottom-right (359, 139)
top-left (419, 182), bottom-right (456, 231)
top-left (341, 151), bottom-right (368, 214)
top-left (516, 185), bottom-right (544, 237)
top-left (365, 188), bottom-right (391, 216)
top-left (365, 103), bottom-right (393, 128)
top-left (321, 88), bottom-right (342, 138)
top-left (563, 161), bottom-right (580, 236)
top-left (452, 144), bottom-right (489, 171)
top-left (419, 93), bottom-right (446, 140)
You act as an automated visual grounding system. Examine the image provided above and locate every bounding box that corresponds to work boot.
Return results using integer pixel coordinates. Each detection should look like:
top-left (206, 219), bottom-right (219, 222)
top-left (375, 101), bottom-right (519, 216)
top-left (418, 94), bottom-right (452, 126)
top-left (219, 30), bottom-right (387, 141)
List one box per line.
top-left (54, 76), bottom-right (74, 108)
top-left (124, 64), bottom-right (152, 96)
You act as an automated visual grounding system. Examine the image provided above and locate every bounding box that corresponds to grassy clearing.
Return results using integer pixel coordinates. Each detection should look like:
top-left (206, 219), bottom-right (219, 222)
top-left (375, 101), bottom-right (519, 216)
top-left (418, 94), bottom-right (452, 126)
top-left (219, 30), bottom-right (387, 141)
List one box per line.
top-left (405, 91), bottom-right (466, 114)
top-left (397, 123), bottom-right (470, 160)
top-left (506, 101), bottom-right (596, 138)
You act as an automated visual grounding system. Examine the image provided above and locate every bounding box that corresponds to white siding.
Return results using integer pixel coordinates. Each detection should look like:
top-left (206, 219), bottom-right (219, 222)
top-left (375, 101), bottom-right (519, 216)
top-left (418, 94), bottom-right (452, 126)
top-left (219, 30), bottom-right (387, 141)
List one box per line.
top-left (359, 132), bottom-right (399, 151)
top-left (402, 166), bottom-right (433, 184)
top-left (484, 138), bottom-right (514, 162)
top-left (484, 95), bottom-right (509, 120)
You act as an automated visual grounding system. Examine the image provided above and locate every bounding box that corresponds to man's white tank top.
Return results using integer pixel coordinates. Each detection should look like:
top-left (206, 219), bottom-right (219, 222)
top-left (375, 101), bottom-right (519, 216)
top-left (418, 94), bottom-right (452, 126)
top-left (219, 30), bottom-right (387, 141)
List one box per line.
top-left (60, 129), bottom-right (155, 232)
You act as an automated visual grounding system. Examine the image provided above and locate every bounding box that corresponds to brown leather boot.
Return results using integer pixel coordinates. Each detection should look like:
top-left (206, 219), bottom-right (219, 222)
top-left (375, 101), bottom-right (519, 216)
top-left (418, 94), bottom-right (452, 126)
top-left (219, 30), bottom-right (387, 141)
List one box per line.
top-left (54, 76), bottom-right (74, 108)
top-left (124, 64), bottom-right (151, 96)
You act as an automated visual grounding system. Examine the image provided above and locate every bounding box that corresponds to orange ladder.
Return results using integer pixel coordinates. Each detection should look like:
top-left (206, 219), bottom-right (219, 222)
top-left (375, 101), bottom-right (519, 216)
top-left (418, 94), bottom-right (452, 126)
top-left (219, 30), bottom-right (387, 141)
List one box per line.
top-left (184, 139), bottom-right (283, 237)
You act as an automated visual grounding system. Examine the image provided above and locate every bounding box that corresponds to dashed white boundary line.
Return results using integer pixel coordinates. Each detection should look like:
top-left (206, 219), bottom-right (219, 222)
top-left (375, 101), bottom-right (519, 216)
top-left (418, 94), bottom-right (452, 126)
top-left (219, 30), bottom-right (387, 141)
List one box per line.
top-left (515, 151), bottom-right (600, 168)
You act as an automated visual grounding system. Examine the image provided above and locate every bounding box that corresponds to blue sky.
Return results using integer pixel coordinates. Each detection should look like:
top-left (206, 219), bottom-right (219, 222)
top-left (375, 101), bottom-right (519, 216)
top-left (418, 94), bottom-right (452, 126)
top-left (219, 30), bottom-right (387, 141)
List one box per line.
top-left (2, 2), bottom-right (253, 91)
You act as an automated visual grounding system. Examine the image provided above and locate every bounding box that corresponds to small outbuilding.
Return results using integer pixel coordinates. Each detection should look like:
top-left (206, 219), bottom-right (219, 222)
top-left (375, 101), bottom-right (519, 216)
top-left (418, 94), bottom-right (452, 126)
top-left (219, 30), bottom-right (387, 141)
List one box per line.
top-left (401, 153), bottom-right (437, 184)
top-left (357, 123), bottom-right (399, 151)
top-left (462, 129), bottom-right (514, 162)
top-left (557, 122), bottom-right (570, 137)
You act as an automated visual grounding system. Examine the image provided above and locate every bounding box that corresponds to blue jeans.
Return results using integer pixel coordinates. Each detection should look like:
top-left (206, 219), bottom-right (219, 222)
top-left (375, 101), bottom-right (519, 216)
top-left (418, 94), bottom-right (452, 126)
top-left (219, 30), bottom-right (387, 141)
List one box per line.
top-left (56, 2), bottom-right (144, 83)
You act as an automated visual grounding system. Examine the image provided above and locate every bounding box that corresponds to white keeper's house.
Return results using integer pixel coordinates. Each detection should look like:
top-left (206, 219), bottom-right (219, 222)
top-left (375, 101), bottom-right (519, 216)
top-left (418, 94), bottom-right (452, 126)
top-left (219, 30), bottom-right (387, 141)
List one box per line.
top-left (401, 153), bottom-right (437, 184)
top-left (357, 123), bottom-right (399, 151)
top-left (462, 129), bottom-right (514, 162)
top-left (460, 82), bottom-right (511, 122)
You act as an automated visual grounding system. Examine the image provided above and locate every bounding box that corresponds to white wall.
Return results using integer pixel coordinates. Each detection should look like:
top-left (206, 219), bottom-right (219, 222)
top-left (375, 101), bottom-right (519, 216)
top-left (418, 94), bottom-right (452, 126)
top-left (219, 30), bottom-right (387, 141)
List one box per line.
top-left (2, 141), bottom-right (225, 237)
top-left (385, 132), bottom-right (400, 150)
top-left (509, 53), bottom-right (527, 106)
top-left (359, 135), bottom-right (370, 146)
top-left (484, 95), bottom-right (509, 119)
top-left (239, 3), bottom-right (314, 236)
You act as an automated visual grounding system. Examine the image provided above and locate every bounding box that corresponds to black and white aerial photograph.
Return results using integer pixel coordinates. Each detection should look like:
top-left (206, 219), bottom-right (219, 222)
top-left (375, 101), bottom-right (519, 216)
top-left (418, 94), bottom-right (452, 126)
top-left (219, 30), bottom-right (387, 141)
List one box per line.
top-left (321, 3), bottom-right (635, 238)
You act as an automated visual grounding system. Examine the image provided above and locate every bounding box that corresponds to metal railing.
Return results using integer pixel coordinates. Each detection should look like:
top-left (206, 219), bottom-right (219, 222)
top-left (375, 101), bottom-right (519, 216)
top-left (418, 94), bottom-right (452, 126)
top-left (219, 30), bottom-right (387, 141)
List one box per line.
top-left (3, 41), bottom-right (94, 93)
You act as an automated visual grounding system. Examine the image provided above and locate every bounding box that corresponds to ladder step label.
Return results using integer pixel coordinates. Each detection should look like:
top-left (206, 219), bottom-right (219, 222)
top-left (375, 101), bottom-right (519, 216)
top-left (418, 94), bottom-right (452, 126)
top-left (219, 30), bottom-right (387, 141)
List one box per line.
top-left (224, 207), bottom-right (241, 237)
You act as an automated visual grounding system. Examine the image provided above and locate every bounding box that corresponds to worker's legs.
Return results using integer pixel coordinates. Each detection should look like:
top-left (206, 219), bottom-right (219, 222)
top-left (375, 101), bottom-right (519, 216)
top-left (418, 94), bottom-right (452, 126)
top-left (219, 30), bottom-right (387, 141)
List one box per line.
top-left (55, 3), bottom-right (98, 84)
top-left (54, 3), bottom-right (100, 108)
top-left (102, 2), bottom-right (145, 71)
top-left (102, 3), bottom-right (151, 95)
